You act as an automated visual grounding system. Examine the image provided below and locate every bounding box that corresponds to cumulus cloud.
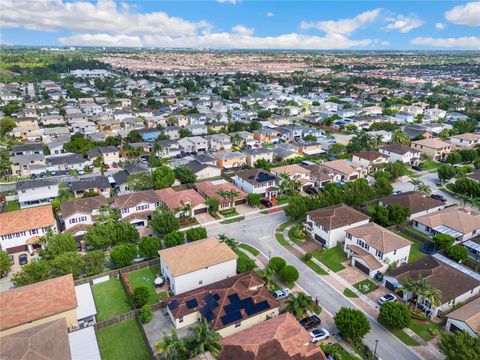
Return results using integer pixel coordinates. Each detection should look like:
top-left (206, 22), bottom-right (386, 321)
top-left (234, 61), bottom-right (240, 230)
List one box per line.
top-left (300, 9), bottom-right (381, 35)
top-left (266, 12), bottom-right (275, 17)
top-left (445, 1), bottom-right (480, 26)
top-left (385, 14), bottom-right (424, 33)
top-left (217, 0), bottom-right (240, 4)
top-left (231, 25), bottom-right (254, 36)
top-left (435, 22), bottom-right (446, 30)
top-left (411, 36), bottom-right (480, 50)
top-left (58, 33), bottom-right (142, 47)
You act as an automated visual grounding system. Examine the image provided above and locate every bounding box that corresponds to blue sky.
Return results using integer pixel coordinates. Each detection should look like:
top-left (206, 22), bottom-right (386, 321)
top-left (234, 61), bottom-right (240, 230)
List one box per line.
top-left (1, 1), bottom-right (479, 50)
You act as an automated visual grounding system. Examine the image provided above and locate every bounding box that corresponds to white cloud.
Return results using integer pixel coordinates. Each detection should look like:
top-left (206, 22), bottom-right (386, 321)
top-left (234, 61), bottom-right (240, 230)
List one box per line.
top-left (300, 9), bottom-right (381, 35)
top-left (58, 33), bottom-right (142, 47)
top-left (216, 0), bottom-right (240, 4)
top-left (445, 1), bottom-right (480, 26)
top-left (435, 22), bottom-right (446, 30)
top-left (381, 40), bottom-right (390, 46)
top-left (385, 14), bottom-right (424, 33)
top-left (411, 36), bottom-right (480, 50)
top-left (231, 25), bottom-right (254, 36)
top-left (266, 12), bottom-right (275, 17)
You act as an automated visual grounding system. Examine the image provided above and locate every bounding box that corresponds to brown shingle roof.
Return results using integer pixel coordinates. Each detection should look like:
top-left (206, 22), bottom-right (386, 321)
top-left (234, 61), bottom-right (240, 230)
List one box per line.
top-left (306, 204), bottom-right (370, 230)
top-left (0, 205), bottom-right (56, 236)
top-left (347, 245), bottom-right (383, 270)
top-left (378, 191), bottom-right (444, 215)
top-left (113, 189), bottom-right (159, 209)
top-left (380, 144), bottom-right (420, 155)
top-left (0, 274), bottom-right (77, 331)
top-left (446, 297), bottom-right (480, 332)
top-left (352, 150), bottom-right (388, 161)
top-left (219, 313), bottom-right (327, 360)
top-left (414, 206), bottom-right (480, 235)
top-left (159, 237), bottom-right (237, 277)
top-left (271, 164), bottom-right (311, 177)
top-left (411, 137), bottom-right (451, 149)
top-left (155, 188), bottom-right (205, 211)
top-left (195, 181), bottom-right (247, 202)
top-left (60, 195), bottom-right (109, 218)
top-left (322, 159), bottom-right (361, 176)
top-left (347, 223), bottom-right (412, 253)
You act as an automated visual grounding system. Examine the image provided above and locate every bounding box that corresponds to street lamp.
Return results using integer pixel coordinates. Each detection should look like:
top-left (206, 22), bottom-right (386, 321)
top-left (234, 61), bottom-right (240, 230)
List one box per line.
top-left (373, 340), bottom-right (379, 359)
top-left (268, 250), bottom-right (271, 259)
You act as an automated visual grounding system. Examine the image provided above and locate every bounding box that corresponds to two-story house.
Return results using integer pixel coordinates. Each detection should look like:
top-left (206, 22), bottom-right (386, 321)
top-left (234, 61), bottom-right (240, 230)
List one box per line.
top-left (244, 148), bottom-right (274, 167)
top-left (16, 179), bottom-right (59, 209)
top-left (114, 190), bottom-right (160, 228)
top-left (411, 138), bottom-right (452, 160)
top-left (178, 136), bottom-right (208, 154)
top-left (70, 175), bottom-right (111, 198)
top-left (232, 169), bottom-right (278, 199)
top-left (10, 154), bottom-right (46, 177)
top-left (379, 144), bottom-right (421, 165)
top-left (60, 195), bottom-right (109, 237)
top-left (195, 180), bottom-right (247, 210)
top-left (86, 146), bottom-right (120, 166)
top-left (450, 133), bottom-right (480, 148)
top-left (351, 151), bottom-right (388, 173)
top-left (204, 134), bottom-right (232, 151)
top-left (377, 191), bottom-right (445, 220)
top-left (155, 188), bottom-right (207, 218)
top-left (270, 164), bottom-right (314, 192)
top-left (215, 152), bottom-right (247, 169)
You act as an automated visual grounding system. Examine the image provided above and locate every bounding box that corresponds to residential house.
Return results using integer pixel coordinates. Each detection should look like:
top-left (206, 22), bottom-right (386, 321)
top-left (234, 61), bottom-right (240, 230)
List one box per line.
top-left (178, 136), bottom-right (208, 154)
top-left (46, 153), bottom-right (90, 173)
top-left (183, 160), bottom-right (222, 180)
top-left (159, 237), bottom-right (237, 295)
top-left (305, 204), bottom-right (370, 248)
top-left (60, 196), bottom-right (109, 237)
top-left (232, 169), bottom-right (278, 199)
top-left (322, 159), bottom-right (367, 181)
top-left (204, 134), bottom-right (232, 151)
top-left (156, 188), bottom-right (207, 218)
top-left (11, 143), bottom-right (43, 156)
top-left (195, 180), bottom-right (247, 210)
top-left (351, 151), bottom-right (388, 173)
top-left (166, 270), bottom-right (279, 337)
top-left (424, 108), bottom-right (447, 123)
top-left (114, 190), bottom-right (160, 228)
top-left (86, 146), bottom-right (120, 165)
top-left (244, 148), bottom-right (274, 167)
top-left (154, 140), bottom-right (182, 158)
top-left (298, 142), bottom-right (325, 156)
top-left (16, 179), bottom-right (59, 209)
top-left (445, 297), bottom-right (480, 338)
top-left (344, 223), bottom-right (411, 277)
top-left (404, 125), bottom-right (433, 140)
top-left (463, 236), bottom-right (480, 261)
top-left (450, 133), bottom-right (480, 148)
top-left (379, 144), bottom-right (421, 165)
top-left (253, 128), bottom-right (280, 144)
top-left (70, 175), bottom-right (111, 198)
top-left (41, 114), bottom-right (65, 126)
top-left (110, 164), bottom-right (148, 195)
top-left (208, 121), bottom-right (228, 133)
top-left (303, 164), bottom-right (335, 188)
top-left (271, 164), bottom-right (314, 191)
top-left (215, 152), bottom-right (247, 169)
top-left (185, 124), bottom-right (208, 136)
top-left (163, 126), bottom-right (182, 140)
top-left (377, 191), bottom-right (445, 220)
top-left (272, 143), bottom-right (301, 161)
top-left (411, 138), bottom-right (452, 160)
top-left (10, 154), bottom-right (46, 176)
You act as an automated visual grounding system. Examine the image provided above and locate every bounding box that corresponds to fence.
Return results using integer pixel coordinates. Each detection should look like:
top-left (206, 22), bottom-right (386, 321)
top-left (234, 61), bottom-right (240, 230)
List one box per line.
top-left (394, 224), bottom-right (433, 245)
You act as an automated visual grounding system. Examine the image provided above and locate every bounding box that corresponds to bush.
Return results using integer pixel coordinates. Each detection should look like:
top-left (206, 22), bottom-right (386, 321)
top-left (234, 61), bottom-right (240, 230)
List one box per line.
top-left (334, 307), bottom-right (371, 342)
top-left (433, 234), bottom-right (455, 251)
top-left (185, 227), bottom-right (207, 242)
top-left (268, 257), bottom-right (286, 273)
top-left (109, 244), bottom-right (137, 268)
top-left (292, 226), bottom-right (305, 239)
top-left (163, 231), bottom-right (185, 248)
top-left (139, 305), bottom-right (153, 323)
top-left (446, 245), bottom-right (468, 263)
top-left (378, 302), bottom-right (411, 329)
top-left (138, 236), bottom-right (162, 258)
top-left (303, 252), bottom-right (313, 262)
top-left (132, 286), bottom-right (150, 308)
top-left (280, 265), bottom-right (299, 284)
top-left (237, 256), bottom-right (256, 273)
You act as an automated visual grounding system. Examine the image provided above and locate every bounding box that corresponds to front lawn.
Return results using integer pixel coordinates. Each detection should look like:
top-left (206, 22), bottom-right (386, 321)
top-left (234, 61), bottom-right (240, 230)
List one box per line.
top-left (353, 279), bottom-right (377, 294)
top-left (275, 232), bottom-right (290, 247)
top-left (288, 226), bottom-right (305, 244)
top-left (126, 265), bottom-right (162, 305)
top-left (312, 246), bottom-right (347, 272)
top-left (343, 288), bottom-right (358, 298)
top-left (302, 258), bottom-right (327, 275)
top-left (392, 329), bottom-right (421, 346)
top-left (92, 278), bottom-right (132, 322)
top-left (320, 344), bottom-right (360, 360)
top-left (239, 243), bottom-right (260, 256)
top-left (278, 220), bottom-right (296, 232)
top-left (4, 201), bottom-right (20, 212)
top-left (420, 159), bottom-right (440, 171)
top-left (96, 319), bottom-right (151, 360)
top-left (394, 231), bottom-right (426, 263)
top-left (408, 320), bottom-right (443, 341)
top-left (220, 208), bottom-right (239, 218)
top-left (220, 215), bottom-right (245, 224)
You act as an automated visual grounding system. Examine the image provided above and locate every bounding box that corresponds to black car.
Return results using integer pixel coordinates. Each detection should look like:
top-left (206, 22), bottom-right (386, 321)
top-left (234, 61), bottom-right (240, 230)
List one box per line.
top-left (431, 194), bottom-right (447, 202)
top-left (260, 199), bottom-right (273, 208)
top-left (18, 254), bottom-right (28, 266)
top-left (299, 315), bottom-right (321, 330)
top-left (412, 165), bottom-right (422, 171)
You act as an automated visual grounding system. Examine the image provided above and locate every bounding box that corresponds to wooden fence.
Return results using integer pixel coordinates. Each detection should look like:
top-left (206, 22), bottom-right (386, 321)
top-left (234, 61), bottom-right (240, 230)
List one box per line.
top-left (394, 224), bottom-right (433, 245)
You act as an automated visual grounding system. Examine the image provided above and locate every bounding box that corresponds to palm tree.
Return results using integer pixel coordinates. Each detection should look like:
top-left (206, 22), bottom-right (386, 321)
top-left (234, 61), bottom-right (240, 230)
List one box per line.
top-left (218, 234), bottom-right (239, 252)
top-left (397, 278), bottom-right (419, 310)
top-left (217, 189), bottom-right (239, 209)
top-left (155, 330), bottom-right (186, 359)
top-left (57, 182), bottom-right (74, 202)
top-left (231, 133), bottom-right (242, 147)
top-left (409, 179), bottom-right (431, 194)
top-left (190, 318), bottom-right (223, 358)
top-left (422, 286), bottom-right (443, 310)
top-left (391, 130), bottom-right (410, 145)
top-left (285, 292), bottom-right (315, 319)
top-left (279, 173), bottom-right (301, 195)
top-left (261, 266), bottom-right (275, 291)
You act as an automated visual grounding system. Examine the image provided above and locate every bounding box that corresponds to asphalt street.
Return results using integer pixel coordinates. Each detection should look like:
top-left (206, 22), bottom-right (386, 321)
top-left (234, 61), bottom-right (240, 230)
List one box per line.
top-left (208, 212), bottom-right (422, 360)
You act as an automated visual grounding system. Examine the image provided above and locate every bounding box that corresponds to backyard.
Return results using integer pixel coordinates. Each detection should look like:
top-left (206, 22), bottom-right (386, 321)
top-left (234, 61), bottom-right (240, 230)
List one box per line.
top-left (92, 278), bottom-right (132, 322)
top-left (394, 230), bottom-right (427, 264)
top-left (96, 319), bottom-right (151, 360)
top-left (126, 265), bottom-right (168, 305)
top-left (312, 246), bottom-right (347, 272)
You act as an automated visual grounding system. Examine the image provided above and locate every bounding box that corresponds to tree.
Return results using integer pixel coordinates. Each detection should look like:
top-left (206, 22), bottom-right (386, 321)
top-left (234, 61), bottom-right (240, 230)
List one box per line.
top-left (50, 251), bottom-right (85, 278)
top-left (0, 117), bottom-right (16, 137)
top-left (56, 182), bottom-right (74, 202)
top-left (132, 286), bottom-right (150, 308)
top-left (378, 302), bottom-right (411, 329)
top-left (0, 250), bottom-right (11, 278)
top-left (439, 331), bottom-right (480, 360)
top-left (150, 208), bottom-right (180, 235)
top-left (139, 305), bottom-right (153, 323)
top-left (109, 244), bottom-right (137, 268)
top-left (384, 162), bottom-right (407, 181)
top-left (41, 232), bottom-right (77, 260)
top-left (11, 260), bottom-right (52, 286)
top-left (254, 158), bottom-right (273, 170)
top-left (447, 152), bottom-right (462, 165)
top-left (285, 292), bottom-right (315, 319)
top-left (189, 318), bottom-right (223, 358)
top-left (409, 179), bottom-right (431, 194)
top-left (438, 164), bottom-right (457, 182)
top-left (156, 329), bottom-right (187, 359)
top-left (268, 257), bottom-right (286, 272)
top-left (138, 236), bottom-right (162, 258)
top-left (216, 189), bottom-right (240, 209)
top-left (391, 130), bottom-right (410, 145)
top-left (237, 256), bottom-right (256, 273)
top-left (374, 176), bottom-right (393, 196)
top-left (218, 234), bottom-right (239, 252)
top-left (344, 179), bottom-right (375, 207)
top-left (446, 245), bottom-right (468, 263)
top-left (278, 173), bottom-right (302, 196)
top-left (186, 227), bottom-right (207, 242)
top-left (459, 149), bottom-right (478, 163)
top-left (179, 128), bottom-right (192, 138)
top-left (284, 193), bottom-right (309, 220)
top-left (304, 134), bottom-right (317, 142)
top-left (280, 265), bottom-right (299, 284)
top-left (153, 166), bottom-right (176, 189)
top-left (450, 177), bottom-right (480, 198)
top-left (64, 133), bottom-right (96, 155)
top-left (84, 250), bottom-right (106, 276)
top-left (257, 109), bottom-right (272, 119)
top-left (371, 204), bottom-right (410, 227)
top-left (433, 234), bottom-right (455, 250)
top-left (85, 222), bottom-right (139, 250)
top-left (328, 143), bottom-right (345, 155)
top-left (96, 203), bottom-right (121, 224)
top-left (126, 130), bottom-right (142, 143)
top-left (247, 193), bottom-right (261, 207)
top-left (163, 231), bottom-right (185, 248)
top-left (334, 307), bottom-right (371, 342)
top-left (174, 165), bottom-right (196, 184)
top-left (205, 197), bottom-right (219, 216)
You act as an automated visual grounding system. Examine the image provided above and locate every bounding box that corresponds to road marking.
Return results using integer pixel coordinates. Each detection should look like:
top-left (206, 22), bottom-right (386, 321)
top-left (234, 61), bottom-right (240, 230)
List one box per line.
top-left (259, 235), bottom-right (272, 240)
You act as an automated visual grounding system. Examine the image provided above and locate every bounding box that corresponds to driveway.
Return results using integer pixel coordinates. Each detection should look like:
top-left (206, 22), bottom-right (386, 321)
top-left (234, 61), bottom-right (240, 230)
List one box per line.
top-left (195, 212), bottom-right (216, 225)
top-left (208, 212), bottom-right (422, 360)
top-left (235, 204), bottom-right (255, 215)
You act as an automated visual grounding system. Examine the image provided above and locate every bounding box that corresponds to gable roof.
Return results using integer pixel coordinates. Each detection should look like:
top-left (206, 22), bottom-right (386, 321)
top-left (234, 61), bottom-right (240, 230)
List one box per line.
top-left (446, 297), bottom-right (480, 332)
top-left (70, 175), bottom-right (110, 191)
top-left (346, 222), bottom-right (411, 253)
top-left (159, 237), bottom-right (237, 277)
top-left (271, 164), bottom-right (310, 177)
top-left (155, 188), bottom-right (205, 211)
top-left (378, 191), bottom-right (444, 214)
top-left (114, 189), bottom-right (159, 209)
top-left (195, 180), bottom-right (247, 201)
top-left (380, 144), bottom-right (420, 155)
top-left (0, 205), bottom-right (56, 236)
top-left (234, 169), bottom-right (277, 185)
top-left (352, 150), bottom-right (388, 161)
top-left (414, 206), bottom-right (480, 235)
top-left (322, 159), bottom-right (361, 176)
top-left (60, 195), bottom-right (109, 218)
top-left (411, 137), bottom-right (451, 149)
top-left (306, 204), bottom-right (370, 230)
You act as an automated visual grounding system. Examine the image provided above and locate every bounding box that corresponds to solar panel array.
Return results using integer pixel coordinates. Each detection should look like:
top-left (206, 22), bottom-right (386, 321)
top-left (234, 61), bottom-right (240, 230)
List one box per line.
top-left (220, 293), bottom-right (271, 325)
top-left (199, 293), bottom-right (220, 323)
top-left (168, 299), bottom-right (178, 311)
top-left (186, 299), bottom-right (198, 309)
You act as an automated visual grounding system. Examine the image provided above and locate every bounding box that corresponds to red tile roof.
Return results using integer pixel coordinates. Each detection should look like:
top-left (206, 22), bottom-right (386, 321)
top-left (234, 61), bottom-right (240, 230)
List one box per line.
top-left (0, 205), bottom-right (56, 236)
top-left (155, 188), bottom-right (205, 211)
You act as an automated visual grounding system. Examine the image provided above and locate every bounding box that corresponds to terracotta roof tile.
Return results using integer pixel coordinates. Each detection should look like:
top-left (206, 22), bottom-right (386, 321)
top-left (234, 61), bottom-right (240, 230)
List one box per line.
top-left (0, 205), bottom-right (56, 236)
top-left (414, 206), bottom-right (480, 235)
top-left (155, 188), bottom-right (205, 211)
top-left (446, 297), bottom-right (480, 332)
top-left (346, 223), bottom-right (411, 253)
top-left (60, 195), bottom-right (108, 219)
top-left (306, 204), bottom-right (370, 230)
top-left (195, 181), bottom-right (246, 202)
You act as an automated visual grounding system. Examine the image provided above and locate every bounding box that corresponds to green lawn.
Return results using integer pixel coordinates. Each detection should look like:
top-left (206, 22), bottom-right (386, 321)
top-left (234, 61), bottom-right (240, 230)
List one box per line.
top-left (221, 215), bottom-right (245, 224)
top-left (395, 231), bottom-right (426, 263)
top-left (278, 220), bottom-right (297, 232)
top-left (220, 208), bottom-right (239, 218)
top-left (408, 321), bottom-right (443, 341)
top-left (320, 344), bottom-right (360, 360)
top-left (303, 258), bottom-right (328, 275)
top-left (126, 265), bottom-right (162, 305)
top-left (276, 197), bottom-right (290, 205)
top-left (239, 243), bottom-right (260, 256)
top-left (96, 319), bottom-right (151, 360)
top-left (353, 279), bottom-right (377, 294)
top-left (4, 201), bottom-right (20, 212)
top-left (92, 278), bottom-right (132, 322)
top-left (343, 288), bottom-right (358, 298)
top-left (392, 329), bottom-right (421, 346)
top-left (420, 159), bottom-right (440, 171)
top-left (312, 246), bottom-right (347, 272)
top-left (275, 232), bottom-right (290, 247)
top-left (287, 226), bottom-right (305, 245)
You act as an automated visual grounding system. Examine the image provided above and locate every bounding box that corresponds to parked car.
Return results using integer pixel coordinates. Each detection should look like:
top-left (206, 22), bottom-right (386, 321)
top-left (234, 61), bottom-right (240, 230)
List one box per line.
top-left (30, 173), bottom-right (37, 179)
top-left (435, 180), bottom-right (443, 186)
top-left (273, 289), bottom-right (290, 300)
top-left (299, 315), bottom-right (321, 330)
top-left (430, 194), bottom-right (447, 202)
top-left (78, 169), bottom-right (85, 175)
top-left (260, 199), bottom-right (273, 208)
top-left (378, 293), bottom-right (397, 305)
top-left (18, 254), bottom-right (28, 266)
top-left (304, 187), bottom-right (318, 195)
top-left (310, 328), bottom-right (330, 343)
top-left (412, 165), bottom-right (422, 171)
top-left (112, 162), bottom-right (118, 168)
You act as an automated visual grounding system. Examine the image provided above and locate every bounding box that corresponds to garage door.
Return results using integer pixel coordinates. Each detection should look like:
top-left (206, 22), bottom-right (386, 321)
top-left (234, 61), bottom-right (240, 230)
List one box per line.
top-left (314, 234), bottom-right (326, 247)
top-left (354, 260), bottom-right (370, 275)
top-left (234, 199), bottom-right (247, 205)
top-left (194, 207), bottom-right (208, 215)
top-left (448, 323), bottom-right (462, 333)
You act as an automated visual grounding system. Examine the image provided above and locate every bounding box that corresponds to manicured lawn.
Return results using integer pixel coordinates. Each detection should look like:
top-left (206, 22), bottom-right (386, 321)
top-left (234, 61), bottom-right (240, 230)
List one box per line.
top-left (276, 197), bottom-right (289, 205)
top-left (303, 258), bottom-right (327, 275)
top-left (92, 278), bottom-right (132, 322)
top-left (312, 246), bottom-right (347, 272)
top-left (392, 329), bottom-right (421, 346)
top-left (220, 208), bottom-right (239, 218)
top-left (239, 243), bottom-right (260, 256)
top-left (288, 226), bottom-right (305, 244)
top-left (96, 319), bottom-right (151, 360)
top-left (275, 232), bottom-right (290, 247)
top-left (343, 288), bottom-right (358, 298)
top-left (408, 321), bottom-right (443, 341)
top-left (353, 279), bottom-right (377, 294)
top-left (221, 215), bottom-right (245, 224)
top-left (321, 343), bottom-right (360, 360)
top-left (395, 231), bottom-right (426, 263)
top-left (127, 265), bottom-right (162, 305)
top-left (420, 159), bottom-right (440, 171)
top-left (278, 220), bottom-right (296, 231)
top-left (4, 201), bottom-right (20, 212)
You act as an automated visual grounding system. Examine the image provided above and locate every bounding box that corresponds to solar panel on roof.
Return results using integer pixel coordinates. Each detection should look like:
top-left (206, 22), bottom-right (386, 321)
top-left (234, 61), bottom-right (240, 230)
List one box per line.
top-left (242, 297), bottom-right (254, 308)
top-left (167, 300), bottom-right (178, 311)
top-left (204, 311), bottom-right (214, 322)
top-left (186, 299), bottom-right (198, 309)
top-left (213, 294), bottom-right (220, 301)
top-left (228, 293), bottom-right (241, 304)
top-left (224, 302), bottom-right (242, 314)
top-left (221, 311), bottom-right (243, 326)
top-left (245, 300), bottom-right (271, 316)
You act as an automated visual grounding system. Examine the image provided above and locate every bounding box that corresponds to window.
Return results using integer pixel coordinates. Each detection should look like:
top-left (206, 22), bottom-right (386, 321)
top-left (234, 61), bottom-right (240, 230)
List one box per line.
top-left (199, 280), bottom-right (203, 285)
top-left (393, 250), bottom-right (397, 255)
top-left (376, 250), bottom-right (383, 258)
top-left (235, 322), bottom-right (241, 328)
top-left (347, 233), bottom-right (352, 240)
top-left (179, 317), bottom-right (183, 323)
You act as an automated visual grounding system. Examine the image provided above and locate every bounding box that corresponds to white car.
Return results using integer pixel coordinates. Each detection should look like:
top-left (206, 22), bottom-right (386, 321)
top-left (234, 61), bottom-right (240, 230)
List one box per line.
top-left (273, 289), bottom-right (290, 300)
top-left (310, 328), bottom-right (330, 343)
top-left (378, 293), bottom-right (397, 305)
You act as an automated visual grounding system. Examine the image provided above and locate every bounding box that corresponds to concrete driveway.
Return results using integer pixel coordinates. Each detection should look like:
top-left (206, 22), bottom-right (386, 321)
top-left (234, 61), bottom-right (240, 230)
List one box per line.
top-left (143, 308), bottom-right (192, 351)
top-left (235, 204), bottom-right (255, 215)
top-left (195, 212), bottom-right (216, 224)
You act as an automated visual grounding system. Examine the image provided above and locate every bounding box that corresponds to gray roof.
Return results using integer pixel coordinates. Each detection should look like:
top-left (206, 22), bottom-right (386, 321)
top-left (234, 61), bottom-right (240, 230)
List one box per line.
top-left (70, 175), bottom-right (110, 191)
top-left (12, 143), bottom-right (43, 152)
top-left (16, 179), bottom-right (57, 190)
top-left (11, 154), bottom-right (45, 165)
top-left (47, 153), bottom-right (86, 165)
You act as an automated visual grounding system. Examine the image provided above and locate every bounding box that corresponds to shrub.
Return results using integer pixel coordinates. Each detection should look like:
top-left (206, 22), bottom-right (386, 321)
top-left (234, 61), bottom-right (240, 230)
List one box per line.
top-left (303, 252), bottom-right (313, 262)
top-left (334, 307), bottom-right (371, 342)
top-left (378, 302), bottom-right (411, 329)
top-left (237, 256), bottom-right (256, 273)
top-left (292, 226), bottom-right (305, 239)
top-left (433, 234), bottom-right (455, 251)
top-left (268, 257), bottom-right (286, 273)
top-left (280, 265), bottom-right (299, 284)
top-left (163, 231), bottom-right (184, 248)
top-left (139, 305), bottom-right (153, 323)
top-left (109, 244), bottom-right (137, 268)
top-left (138, 236), bottom-right (162, 258)
top-left (132, 286), bottom-right (150, 308)
top-left (446, 245), bottom-right (468, 263)
top-left (185, 227), bottom-right (207, 242)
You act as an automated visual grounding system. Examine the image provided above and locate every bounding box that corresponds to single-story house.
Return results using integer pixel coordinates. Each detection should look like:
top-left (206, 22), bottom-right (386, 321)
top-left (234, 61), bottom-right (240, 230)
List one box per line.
top-left (377, 191), bottom-right (445, 220)
top-left (155, 188), bottom-right (207, 218)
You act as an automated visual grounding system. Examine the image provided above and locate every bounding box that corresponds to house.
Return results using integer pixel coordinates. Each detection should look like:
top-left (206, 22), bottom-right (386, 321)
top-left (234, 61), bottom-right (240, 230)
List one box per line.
top-left (377, 191), bottom-right (445, 220)
top-left (243, 148), bottom-right (274, 167)
top-left (166, 270), bottom-right (280, 337)
top-left (0, 205), bottom-right (57, 257)
top-left (232, 169), bottom-right (278, 199)
top-left (253, 128), bottom-right (280, 144)
top-left (114, 190), bottom-right (160, 228)
top-left (344, 223), bottom-right (411, 277)
top-left (60, 196), bottom-right (109, 236)
top-left (185, 124), bottom-right (208, 136)
top-left (86, 146), bottom-right (120, 165)
top-left (463, 236), bottom-right (480, 261)
top-left (70, 175), bottom-right (111, 198)
top-left (11, 143), bottom-right (43, 156)
top-left (47, 153), bottom-right (90, 173)
top-left (379, 144), bottom-right (421, 165)
top-left (383, 255), bottom-right (480, 317)
top-left (178, 136), bottom-right (208, 154)
top-left (10, 154), bottom-right (46, 176)
top-left (163, 126), bottom-right (182, 140)
top-left (298, 142), bottom-right (325, 156)
top-left (322, 159), bottom-right (367, 181)
top-left (271, 164), bottom-right (314, 191)
top-left (272, 143), bottom-right (301, 161)
top-left (204, 133), bottom-right (232, 151)
top-left (219, 313), bottom-right (327, 360)
top-left (303, 164), bottom-right (335, 188)
top-left (159, 237), bottom-right (237, 295)
top-left (411, 138), bottom-right (452, 160)
top-left (450, 133), bottom-right (480, 148)
top-left (110, 164), bottom-right (148, 195)
top-left (445, 297), bottom-right (480, 338)
top-left (183, 160), bottom-right (222, 180)
top-left (209, 121), bottom-right (228, 133)
top-left (215, 152), bottom-right (247, 169)
top-left (0, 274), bottom-right (78, 336)
top-left (195, 180), bottom-right (247, 210)
top-left (351, 151), bottom-right (388, 173)
top-left (155, 188), bottom-right (207, 218)
top-left (16, 179), bottom-right (59, 209)
top-left (154, 140), bottom-right (182, 158)
top-left (412, 206), bottom-right (480, 241)
top-left (305, 204), bottom-right (370, 248)
top-left (404, 125), bottom-right (433, 140)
